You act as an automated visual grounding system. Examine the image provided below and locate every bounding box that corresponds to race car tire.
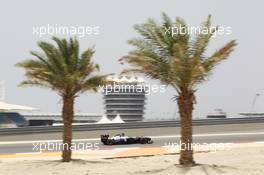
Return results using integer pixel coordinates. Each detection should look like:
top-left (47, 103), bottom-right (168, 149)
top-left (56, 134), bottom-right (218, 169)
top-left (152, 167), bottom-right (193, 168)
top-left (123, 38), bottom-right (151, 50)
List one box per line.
top-left (139, 139), bottom-right (148, 144)
top-left (106, 139), bottom-right (114, 145)
top-left (147, 140), bottom-right (153, 144)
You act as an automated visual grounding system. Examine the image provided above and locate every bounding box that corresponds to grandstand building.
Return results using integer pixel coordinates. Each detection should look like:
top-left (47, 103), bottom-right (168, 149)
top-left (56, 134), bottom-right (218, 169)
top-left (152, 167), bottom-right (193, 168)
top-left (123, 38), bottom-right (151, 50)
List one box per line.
top-left (103, 75), bottom-right (147, 122)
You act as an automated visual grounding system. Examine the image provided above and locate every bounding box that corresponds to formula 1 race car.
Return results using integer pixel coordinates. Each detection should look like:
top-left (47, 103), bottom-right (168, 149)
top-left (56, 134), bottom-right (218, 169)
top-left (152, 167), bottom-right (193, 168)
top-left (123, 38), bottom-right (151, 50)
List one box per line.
top-left (100, 133), bottom-right (153, 145)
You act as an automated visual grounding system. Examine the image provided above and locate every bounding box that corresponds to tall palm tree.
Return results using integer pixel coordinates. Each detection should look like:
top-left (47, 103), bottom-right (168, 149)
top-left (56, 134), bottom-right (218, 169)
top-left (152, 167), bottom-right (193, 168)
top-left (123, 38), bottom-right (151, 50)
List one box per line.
top-left (122, 14), bottom-right (237, 166)
top-left (17, 37), bottom-right (109, 162)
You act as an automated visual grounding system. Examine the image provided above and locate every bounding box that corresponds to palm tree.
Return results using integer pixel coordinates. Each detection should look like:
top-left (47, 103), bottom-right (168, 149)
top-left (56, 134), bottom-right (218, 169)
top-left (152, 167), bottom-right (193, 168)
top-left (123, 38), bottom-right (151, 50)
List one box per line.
top-left (122, 14), bottom-right (237, 166)
top-left (17, 37), bottom-right (109, 162)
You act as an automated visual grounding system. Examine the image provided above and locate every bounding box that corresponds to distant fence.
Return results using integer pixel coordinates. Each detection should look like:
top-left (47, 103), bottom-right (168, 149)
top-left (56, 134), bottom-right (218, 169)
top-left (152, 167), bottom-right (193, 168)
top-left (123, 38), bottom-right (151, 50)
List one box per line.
top-left (0, 117), bottom-right (264, 135)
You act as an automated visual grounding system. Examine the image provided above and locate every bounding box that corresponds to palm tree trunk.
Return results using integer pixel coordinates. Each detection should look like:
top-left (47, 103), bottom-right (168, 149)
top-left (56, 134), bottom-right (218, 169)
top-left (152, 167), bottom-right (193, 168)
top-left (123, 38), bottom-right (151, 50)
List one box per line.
top-left (62, 96), bottom-right (74, 162)
top-left (177, 92), bottom-right (195, 166)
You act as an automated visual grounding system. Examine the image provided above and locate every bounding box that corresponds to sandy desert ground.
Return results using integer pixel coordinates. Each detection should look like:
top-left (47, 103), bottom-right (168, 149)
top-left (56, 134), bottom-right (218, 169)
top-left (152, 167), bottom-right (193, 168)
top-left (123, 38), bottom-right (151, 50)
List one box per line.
top-left (0, 143), bottom-right (264, 175)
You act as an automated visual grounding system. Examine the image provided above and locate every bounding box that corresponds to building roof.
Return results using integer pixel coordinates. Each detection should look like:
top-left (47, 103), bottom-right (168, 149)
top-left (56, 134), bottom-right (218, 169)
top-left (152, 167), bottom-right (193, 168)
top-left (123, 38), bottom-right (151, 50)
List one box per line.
top-left (111, 114), bottom-right (125, 123)
top-left (0, 101), bottom-right (37, 112)
top-left (107, 75), bottom-right (144, 84)
top-left (97, 115), bottom-right (112, 124)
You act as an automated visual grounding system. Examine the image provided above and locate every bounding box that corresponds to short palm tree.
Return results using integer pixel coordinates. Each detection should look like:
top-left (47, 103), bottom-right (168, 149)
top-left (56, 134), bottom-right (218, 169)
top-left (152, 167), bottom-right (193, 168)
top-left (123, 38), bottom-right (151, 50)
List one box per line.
top-left (122, 13), bottom-right (237, 166)
top-left (17, 37), bottom-right (109, 162)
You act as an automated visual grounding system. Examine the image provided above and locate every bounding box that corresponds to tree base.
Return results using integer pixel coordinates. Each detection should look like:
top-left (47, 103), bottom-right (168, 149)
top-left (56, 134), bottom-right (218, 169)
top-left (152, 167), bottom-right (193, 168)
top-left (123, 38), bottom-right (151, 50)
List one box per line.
top-left (179, 159), bottom-right (196, 166)
top-left (62, 151), bottom-right (72, 162)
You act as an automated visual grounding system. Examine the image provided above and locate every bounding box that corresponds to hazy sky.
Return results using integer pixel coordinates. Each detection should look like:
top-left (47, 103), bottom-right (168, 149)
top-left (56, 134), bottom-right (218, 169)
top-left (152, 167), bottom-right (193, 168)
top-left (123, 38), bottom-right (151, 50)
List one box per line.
top-left (0, 0), bottom-right (263, 119)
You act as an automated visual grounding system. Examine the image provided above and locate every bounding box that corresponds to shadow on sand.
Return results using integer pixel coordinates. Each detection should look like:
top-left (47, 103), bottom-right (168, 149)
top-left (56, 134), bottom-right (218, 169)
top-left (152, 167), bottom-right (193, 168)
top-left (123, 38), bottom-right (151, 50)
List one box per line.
top-left (177, 164), bottom-right (238, 175)
top-left (133, 163), bottom-right (238, 175)
top-left (25, 159), bottom-right (112, 167)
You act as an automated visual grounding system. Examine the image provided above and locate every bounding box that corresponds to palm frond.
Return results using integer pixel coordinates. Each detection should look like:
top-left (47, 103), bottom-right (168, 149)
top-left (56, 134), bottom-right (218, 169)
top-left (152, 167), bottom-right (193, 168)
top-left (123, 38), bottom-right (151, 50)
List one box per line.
top-left (17, 37), bottom-right (110, 97)
top-left (124, 13), bottom-right (237, 94)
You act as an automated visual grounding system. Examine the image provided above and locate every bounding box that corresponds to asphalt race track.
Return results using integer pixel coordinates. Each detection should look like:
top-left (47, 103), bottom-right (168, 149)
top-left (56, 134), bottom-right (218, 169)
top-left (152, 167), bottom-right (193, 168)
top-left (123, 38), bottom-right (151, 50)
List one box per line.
top-left (0, 123), bottom-right (264, 154)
